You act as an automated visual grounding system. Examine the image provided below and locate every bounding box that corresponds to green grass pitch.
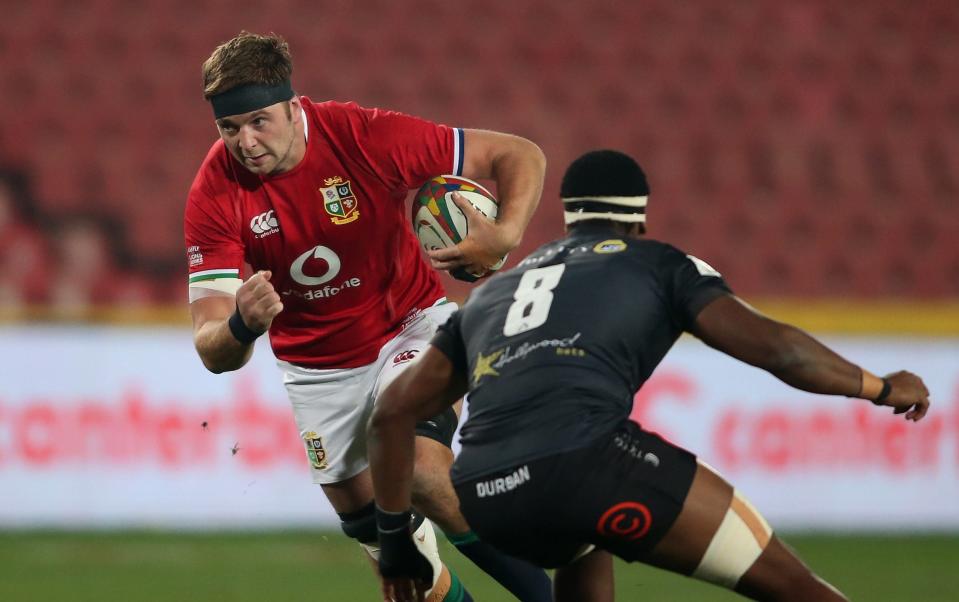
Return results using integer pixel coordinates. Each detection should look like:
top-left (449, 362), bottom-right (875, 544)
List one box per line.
top-left (0, 531), bottom-right (955, 601)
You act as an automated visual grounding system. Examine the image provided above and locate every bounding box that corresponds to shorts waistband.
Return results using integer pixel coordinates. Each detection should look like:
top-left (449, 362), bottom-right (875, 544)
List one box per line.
top-left (401, 297), bottom-right (450, 328)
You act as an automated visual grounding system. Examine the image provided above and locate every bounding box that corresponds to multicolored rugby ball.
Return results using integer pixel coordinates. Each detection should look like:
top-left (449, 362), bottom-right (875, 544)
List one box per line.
top-left (412, 175), bottom-right (507, 282)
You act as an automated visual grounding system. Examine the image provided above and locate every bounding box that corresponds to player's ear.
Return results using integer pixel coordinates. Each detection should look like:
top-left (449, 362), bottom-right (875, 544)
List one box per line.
top-left (288, 96), bottom-right (301, 121)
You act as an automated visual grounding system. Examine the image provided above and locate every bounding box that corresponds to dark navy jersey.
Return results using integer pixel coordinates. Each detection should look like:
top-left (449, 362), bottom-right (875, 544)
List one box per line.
top-left (432, 223), bottom-right (732, 483)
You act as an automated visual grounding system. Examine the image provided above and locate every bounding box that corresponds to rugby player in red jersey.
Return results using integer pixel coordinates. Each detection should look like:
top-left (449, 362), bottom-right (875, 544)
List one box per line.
top-left (368, 150), bottom-right (931, 602)
top-left (185, 32), bottom-right (552, 602)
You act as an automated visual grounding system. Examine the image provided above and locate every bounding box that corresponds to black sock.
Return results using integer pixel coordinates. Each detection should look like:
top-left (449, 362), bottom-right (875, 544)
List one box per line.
top-left (448, 531), bottom-right (552, 602)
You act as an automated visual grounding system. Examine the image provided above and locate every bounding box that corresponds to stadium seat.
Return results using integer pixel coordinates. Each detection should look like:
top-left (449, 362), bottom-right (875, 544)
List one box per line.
top-left (2, 0), bottom-right (957, 304)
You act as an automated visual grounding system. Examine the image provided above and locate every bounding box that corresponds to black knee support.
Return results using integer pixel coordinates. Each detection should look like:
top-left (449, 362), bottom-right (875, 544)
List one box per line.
top-left (339, 501), bottom-right (378, 544)
top-left (415, 405), bottom-right (458, 448)
top-left (340, 500), bottom-right (425, 544)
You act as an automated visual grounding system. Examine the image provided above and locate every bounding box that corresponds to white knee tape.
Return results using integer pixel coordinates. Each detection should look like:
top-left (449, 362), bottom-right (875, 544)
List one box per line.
top-left (412, 519), bottom-right (445, 593)
top-left (360, 542), bottom-right (380, 561)
top-left (692, 489), bottom-right (773, 589)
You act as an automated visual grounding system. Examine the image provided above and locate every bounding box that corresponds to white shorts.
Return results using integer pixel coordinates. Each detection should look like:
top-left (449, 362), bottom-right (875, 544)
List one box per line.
top-left (279, 300), bottom-right (458, 485)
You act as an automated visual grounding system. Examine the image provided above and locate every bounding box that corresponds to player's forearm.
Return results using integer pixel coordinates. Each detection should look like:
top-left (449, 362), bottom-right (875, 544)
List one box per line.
top-left (368, 409), bottom-right (418, 513)
top-left (696, 297), bottom-right (871, 400)
top-left (489, 136), bottom-right (546, 251)
top-left (194, 319), bottom-right (255, 373)
top-left (764, 324), bottom-right (865, 398)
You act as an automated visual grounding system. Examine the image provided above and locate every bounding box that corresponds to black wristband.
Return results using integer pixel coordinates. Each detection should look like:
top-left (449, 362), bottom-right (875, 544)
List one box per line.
top-left (228, 308), bottom-right (264, 344)
top-left (873, 378), bottom-right (892, 405)
top-left (375, 506), bottom-right (413, 534)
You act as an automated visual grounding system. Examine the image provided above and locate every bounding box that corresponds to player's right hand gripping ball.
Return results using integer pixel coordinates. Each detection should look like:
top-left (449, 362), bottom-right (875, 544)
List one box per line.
top-left (412, 175), bottom-right (507, 282)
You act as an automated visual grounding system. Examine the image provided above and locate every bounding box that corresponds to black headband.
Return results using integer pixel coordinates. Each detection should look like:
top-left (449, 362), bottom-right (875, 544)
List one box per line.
top-left (210, 80), bottom-right (295, 119)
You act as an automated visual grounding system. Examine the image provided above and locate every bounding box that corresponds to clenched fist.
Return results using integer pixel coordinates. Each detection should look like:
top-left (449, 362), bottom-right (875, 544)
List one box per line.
top-left (235, 270), bottom-right (284, 334)
top-left (878, 370), bottom-right (931, 422)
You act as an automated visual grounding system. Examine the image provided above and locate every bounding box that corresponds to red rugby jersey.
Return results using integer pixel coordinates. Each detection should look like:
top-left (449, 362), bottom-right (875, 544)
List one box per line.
top-left (184, 98), bottom-right (463, 368)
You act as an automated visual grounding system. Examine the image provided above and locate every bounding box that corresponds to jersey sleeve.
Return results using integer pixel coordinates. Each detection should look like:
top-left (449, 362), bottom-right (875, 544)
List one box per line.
top-left (430, 310), bottom-right (469, 375)
top-left (661, 246), bottom-right (732, 330)
top-left (326, 102), bottom-right (464, 191)
top-left (184, 173), bottom-right (245, 292)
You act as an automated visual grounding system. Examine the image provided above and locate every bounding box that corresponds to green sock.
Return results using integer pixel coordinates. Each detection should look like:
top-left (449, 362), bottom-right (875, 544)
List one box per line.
top-left (446, 531), bottom-right (480, 546)
top-left (447, 530), bottom-right (551, 601)
top-left (442, 566), bottom-right (473, 602)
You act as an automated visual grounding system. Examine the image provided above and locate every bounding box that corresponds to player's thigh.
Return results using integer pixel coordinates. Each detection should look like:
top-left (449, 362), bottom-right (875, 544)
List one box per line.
top-left (578, 423), bottom-right (699, 562)
top-left (372, 300), bottom-right (458, 400)
top-left (452, 423), bottom-right (697, 568)
top-left (645, 462), bottom-right (845, 600)
top-left (454, 462), bottom-right (587, 569)
top-left (644, 460), bottom-right (733, 574)
top-left (410, 435), bottom-right (469, 534)
top-left (280, 360), bottom-right (375, 486)
top-left (320, 468), bottom-right (374, 514)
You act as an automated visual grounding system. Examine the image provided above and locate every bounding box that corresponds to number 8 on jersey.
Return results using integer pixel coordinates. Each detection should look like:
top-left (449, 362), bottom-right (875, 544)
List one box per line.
top-left (503, 265), bottom-right (566, 336)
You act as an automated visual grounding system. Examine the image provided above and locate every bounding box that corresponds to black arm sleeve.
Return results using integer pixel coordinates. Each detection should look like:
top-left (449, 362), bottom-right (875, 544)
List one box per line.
top-left (429, 310), bottom-right (469, 374)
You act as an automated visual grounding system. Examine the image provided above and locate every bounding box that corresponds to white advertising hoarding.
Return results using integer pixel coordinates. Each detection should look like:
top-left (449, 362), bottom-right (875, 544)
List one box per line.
top-left (1, 326), bottom-right (956, 530)
top-left (628, 338), bottom-right (959, 530)
top-left (0, 326), bottom-right (322, 528)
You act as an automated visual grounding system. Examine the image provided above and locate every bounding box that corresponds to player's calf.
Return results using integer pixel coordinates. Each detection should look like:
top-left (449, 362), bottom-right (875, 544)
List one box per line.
top-left (735, 536), bottom-right (848, 602)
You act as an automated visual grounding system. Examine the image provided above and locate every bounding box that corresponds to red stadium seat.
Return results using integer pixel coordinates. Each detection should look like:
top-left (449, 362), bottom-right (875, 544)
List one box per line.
top-left (3, 0), bottom-right (958, 302)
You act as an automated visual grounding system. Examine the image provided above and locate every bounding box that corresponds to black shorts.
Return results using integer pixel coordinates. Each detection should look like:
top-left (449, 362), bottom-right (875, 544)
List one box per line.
top-left (453, 421), bottom-right (697, 568)
top-left (414, 405), bottom-right (458, 448)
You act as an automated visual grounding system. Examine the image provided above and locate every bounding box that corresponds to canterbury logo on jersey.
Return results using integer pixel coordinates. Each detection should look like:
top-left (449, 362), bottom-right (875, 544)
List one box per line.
top-left (250, 210), bottom-right (280, 238)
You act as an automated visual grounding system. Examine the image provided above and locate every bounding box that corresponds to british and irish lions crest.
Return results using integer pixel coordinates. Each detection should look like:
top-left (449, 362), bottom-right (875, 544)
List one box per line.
top-left (303, 431), bottom-right (328, 470)
top-left (321, 176), bottom-right (360, 225)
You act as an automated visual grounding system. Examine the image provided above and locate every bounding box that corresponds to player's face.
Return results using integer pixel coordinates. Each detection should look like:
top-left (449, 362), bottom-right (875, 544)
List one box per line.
top-left (215, 100), bottom-right (302, 176)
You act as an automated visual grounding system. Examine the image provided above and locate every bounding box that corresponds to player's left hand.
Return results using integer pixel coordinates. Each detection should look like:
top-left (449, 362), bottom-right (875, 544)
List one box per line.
top-left (377, 507), bottom-right (434, 602)
top-left (878, 370), bottom-right (931, 422)
top-left (427, 192), bottom-right (514, 279)
top-left (379, 537), bottom-right (433, 602)
top-left (382, 573), bottom-right (430, 602)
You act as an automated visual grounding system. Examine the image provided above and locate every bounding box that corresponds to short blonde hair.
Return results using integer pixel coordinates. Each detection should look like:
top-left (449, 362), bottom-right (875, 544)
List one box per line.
top-left (202, 31), bottom-right (293, 99)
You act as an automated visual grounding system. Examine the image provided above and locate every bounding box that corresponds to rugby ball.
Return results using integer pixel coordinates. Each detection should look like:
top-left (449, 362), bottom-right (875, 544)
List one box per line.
top-left (412, 175), bottom-right (507, 282)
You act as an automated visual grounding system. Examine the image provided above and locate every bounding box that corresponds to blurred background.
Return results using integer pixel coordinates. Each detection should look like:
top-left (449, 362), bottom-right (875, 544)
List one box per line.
top-left (0, 0), bottom-right (957, 600)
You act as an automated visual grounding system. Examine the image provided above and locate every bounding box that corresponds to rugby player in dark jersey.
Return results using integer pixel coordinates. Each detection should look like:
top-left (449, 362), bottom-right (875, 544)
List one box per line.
top-left (367, 150), bottom-right (931, 602)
